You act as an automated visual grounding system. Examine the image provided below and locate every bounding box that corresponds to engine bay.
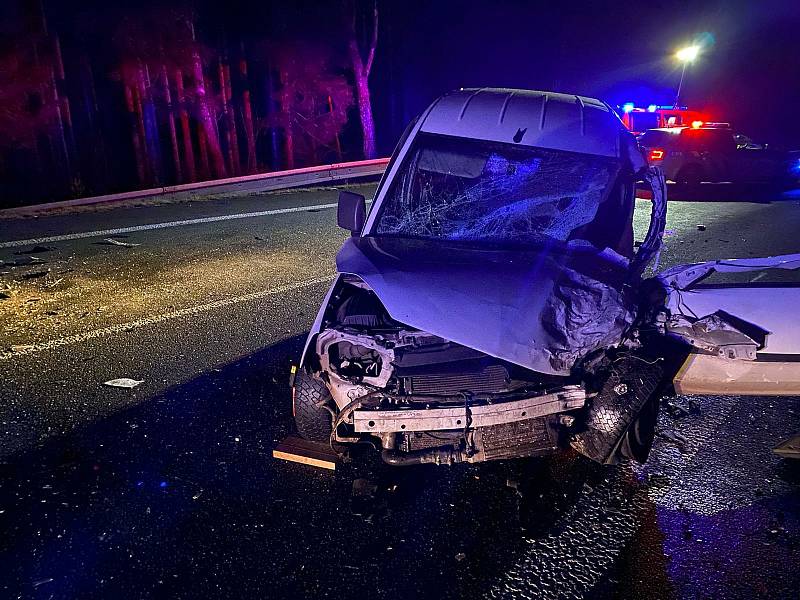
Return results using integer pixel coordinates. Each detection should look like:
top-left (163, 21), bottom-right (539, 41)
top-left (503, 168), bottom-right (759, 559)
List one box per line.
top-left (305, 277), bottom-right (644, 465)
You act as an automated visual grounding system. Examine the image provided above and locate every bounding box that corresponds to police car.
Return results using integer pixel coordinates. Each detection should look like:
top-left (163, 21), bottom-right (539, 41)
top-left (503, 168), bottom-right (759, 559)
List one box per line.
top-left (638, 123), bottom-right (798, 186)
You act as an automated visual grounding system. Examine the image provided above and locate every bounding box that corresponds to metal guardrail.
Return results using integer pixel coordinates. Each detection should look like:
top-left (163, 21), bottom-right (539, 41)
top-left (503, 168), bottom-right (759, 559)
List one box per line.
top-left (2, 158), bottom-right (390, 215)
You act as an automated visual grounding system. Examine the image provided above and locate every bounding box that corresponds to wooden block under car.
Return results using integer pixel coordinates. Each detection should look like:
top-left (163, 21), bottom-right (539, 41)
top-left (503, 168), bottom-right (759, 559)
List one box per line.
top-left (273, 435), bottom-right (338, 470)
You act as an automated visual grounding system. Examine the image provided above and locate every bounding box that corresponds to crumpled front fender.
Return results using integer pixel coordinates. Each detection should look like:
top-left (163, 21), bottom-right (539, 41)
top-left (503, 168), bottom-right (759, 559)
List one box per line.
top-left (630, 166), bottom-right (668, 278)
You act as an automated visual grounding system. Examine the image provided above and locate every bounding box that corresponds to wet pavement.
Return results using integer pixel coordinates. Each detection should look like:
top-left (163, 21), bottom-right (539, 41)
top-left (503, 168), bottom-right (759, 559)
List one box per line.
top-left (1, 185), bottom-right (799, 598)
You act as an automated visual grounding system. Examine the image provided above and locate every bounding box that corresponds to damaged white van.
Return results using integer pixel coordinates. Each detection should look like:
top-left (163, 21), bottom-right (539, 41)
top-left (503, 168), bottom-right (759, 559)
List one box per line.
top-left (291, 88), bottom-right (800, 466)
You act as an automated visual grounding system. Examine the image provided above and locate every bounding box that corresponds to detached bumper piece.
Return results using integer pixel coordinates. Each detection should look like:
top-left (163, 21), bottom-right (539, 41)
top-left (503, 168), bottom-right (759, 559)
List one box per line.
top-left (674, 353), bottom-right (800, 396)
top-left (353, 387), bottom-right (584, 466)
top-left (352, 387), bottom-right (585, 433)
top-left (773, 434), bottom-right (800, 460)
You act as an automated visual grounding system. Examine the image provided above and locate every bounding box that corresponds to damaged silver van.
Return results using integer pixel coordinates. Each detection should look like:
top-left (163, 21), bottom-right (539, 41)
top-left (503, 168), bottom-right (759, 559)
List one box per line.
top-left (291, 88), bottom-right (800, 466)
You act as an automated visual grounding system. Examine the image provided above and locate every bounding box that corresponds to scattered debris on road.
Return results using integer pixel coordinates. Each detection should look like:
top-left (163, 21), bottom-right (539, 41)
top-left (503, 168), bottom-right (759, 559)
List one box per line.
top-left (98, 238), bottom-right (141, 248)
top-left (665, 400), bottom-right (691, 418)
top-left (20, 270), bottom-right (50, 280)
top-left (506, 479), bottom-right (523, 497)
top-left (773, 434), bottom-right (800, 459)
top-left (103, 378), bottom-right (144, 389)
top-left (2, 256), bottom-right (46, 268)
top-left (14, 245), bottom-right (54, 255)
top-left (9, 344), bottom-right (34, 353)
top-left (352, 478), bottom-right (378, 498)
top-left (658, 429), bottom-right (689, 452)
top-left (31, 578), bottom-right (54, 589)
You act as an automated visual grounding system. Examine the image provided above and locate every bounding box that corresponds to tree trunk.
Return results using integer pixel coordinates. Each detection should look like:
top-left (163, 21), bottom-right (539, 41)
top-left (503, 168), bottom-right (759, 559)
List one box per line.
top-left (140, 64), bottom-right (161, 184)
top-left (218, 61), bottom-right (235, 175)
top-left (162, 65), bottom-right (182, 183)
top-left (349, 50), bottom-right (376, 159)
top-left (132, 71), bottom-right (151, 183)
top-left (279, 68), bottom-right (294, 169)
top-left (192, 49), bottom-right (226, 178)
top-left (240, 58), bottom-right (257, 174)
top-left (174, 69), bottom-right (196, 182)
top-left (223, 63), bottom-right (240, 175)
top-left (266, 61), bottom-right (281, 170)
top-left (50, 68), bottom-right (72, 182)
top-left (347, 2), bottom-right (378, 159)
top-left (328, 95), bottom-right (343, 161)
top-left (197, 127), bottom-right (210, 179)
top-left (124, 82), bottom-right (147, 185)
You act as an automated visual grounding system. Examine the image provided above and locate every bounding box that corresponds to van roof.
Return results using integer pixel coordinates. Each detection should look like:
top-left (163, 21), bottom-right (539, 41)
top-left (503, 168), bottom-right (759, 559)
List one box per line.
top-left (419, 88), bottom-right (624, 158)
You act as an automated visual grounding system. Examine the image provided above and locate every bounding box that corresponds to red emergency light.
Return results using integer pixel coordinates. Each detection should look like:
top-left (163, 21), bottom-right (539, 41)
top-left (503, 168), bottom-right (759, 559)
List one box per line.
top-left (619, 103), bottom-right (713, 133)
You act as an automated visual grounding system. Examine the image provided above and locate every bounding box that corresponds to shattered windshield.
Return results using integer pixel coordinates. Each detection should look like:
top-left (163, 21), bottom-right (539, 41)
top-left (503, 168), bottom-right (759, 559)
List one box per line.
top-left (373, 134), bottom-right (622, 249)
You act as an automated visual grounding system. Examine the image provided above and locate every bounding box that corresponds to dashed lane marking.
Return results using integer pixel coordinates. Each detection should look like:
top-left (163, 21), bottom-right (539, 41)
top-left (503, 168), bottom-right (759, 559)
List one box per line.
top-left (1, 275), bottom-right (334, 360)
top-left (0, 202), bottom-right (338, 248)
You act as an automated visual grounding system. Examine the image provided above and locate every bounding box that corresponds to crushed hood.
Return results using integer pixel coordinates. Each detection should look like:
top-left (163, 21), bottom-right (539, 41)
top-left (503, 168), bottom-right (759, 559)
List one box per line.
top-left (336, 236), bottom-right (635, 375)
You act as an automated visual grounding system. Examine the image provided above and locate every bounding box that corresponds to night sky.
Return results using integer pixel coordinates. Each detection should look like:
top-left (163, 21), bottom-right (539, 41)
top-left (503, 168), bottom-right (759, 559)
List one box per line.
top-left (371, 0), bottom-right (800, 147)
top-left (2, 0), bottom-right (799, 204)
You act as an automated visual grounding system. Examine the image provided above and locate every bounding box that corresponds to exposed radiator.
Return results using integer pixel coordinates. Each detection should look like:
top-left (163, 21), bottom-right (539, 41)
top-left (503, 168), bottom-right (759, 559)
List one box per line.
top-left (399, 417), bottom-right (557, 461)
top-left (404, 364), bottom-right (509, 395)
top-left (479, 418), bottom-right (555, 461)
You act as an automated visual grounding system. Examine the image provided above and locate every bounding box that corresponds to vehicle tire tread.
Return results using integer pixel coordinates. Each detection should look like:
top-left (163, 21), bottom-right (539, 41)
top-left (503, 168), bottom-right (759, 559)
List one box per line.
top-left (294, 371), bottom-right (334, 443)
top-left (571, 356), bottom-right (663, 463)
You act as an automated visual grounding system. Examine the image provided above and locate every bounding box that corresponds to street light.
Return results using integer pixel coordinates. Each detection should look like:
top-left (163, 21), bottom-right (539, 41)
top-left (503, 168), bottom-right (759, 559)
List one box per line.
top-left (676, 45), bottom-right (700, 62)
top-left (674, 45), bottom-right (700, 108)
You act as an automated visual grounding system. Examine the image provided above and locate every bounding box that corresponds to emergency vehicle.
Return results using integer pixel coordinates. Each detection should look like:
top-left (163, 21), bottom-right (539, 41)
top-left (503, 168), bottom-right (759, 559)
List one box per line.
top-left (639, 122), bottom-right (798, 186)
top-left (618, 103), bottom-right (706, 134)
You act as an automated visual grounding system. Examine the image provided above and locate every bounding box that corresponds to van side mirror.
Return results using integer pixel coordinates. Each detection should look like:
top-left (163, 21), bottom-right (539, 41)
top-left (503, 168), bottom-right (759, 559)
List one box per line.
top-left (337, 190), bottom-right (366, 236)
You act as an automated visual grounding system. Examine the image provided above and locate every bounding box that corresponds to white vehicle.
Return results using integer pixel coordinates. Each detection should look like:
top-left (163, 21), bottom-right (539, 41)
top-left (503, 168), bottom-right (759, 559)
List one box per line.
top-left (291, 89), bottom-right (800, 467)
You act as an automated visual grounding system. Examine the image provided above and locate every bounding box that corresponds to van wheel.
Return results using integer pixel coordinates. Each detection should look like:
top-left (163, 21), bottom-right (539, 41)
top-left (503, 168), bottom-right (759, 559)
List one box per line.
top-left (570, 356), bottom-right (664, 464)
top-left (617, 395), bottom-right (660, 462)
top-left (293, 370), bottom-right (334, 443)
top-left (676, 165), bottom-right (704, 187)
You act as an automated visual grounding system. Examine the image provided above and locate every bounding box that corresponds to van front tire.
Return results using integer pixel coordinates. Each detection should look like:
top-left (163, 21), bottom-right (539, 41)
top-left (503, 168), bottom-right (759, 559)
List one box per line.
top-left (293, 370), bottom-right (334, 443)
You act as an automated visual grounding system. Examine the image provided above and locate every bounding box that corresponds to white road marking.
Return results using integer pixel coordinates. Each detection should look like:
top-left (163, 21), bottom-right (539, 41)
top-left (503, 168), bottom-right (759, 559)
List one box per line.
top-left (1, 275), bottom-right (334, 360)
top-left (0, 202), bottom-right (338, 248)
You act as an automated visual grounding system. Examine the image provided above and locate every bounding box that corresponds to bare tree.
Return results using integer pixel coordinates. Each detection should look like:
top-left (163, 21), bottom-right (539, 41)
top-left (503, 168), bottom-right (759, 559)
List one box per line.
top-left (265, 41), bottom-right (354, 168)
top-left (346, 0), bottom-right (378, 159)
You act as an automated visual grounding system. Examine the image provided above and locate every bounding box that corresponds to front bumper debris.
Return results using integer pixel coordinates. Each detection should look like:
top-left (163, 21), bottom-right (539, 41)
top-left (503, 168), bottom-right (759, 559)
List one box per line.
top-left (774, 434), bottom-right (800, 459)
top-left (352, 386), bottom-right (586, 433)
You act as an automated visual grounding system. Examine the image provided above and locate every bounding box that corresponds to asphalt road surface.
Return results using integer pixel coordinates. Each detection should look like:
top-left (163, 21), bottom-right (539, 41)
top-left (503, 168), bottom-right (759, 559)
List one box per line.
top-left (1, 184), bottom-right (799, 599)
